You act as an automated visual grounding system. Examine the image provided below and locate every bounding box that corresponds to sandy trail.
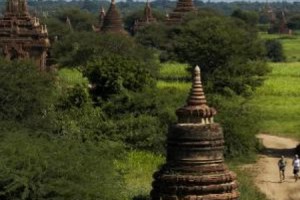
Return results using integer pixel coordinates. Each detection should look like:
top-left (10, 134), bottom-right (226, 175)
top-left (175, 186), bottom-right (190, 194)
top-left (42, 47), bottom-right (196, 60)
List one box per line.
top-left (254, 134), bottom-right (300, 200)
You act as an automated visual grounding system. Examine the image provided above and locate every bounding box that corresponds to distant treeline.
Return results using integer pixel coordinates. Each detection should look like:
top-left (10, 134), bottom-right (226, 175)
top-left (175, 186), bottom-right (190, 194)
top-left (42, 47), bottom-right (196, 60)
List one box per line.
top-left (1, 0), bottom-right (300, 16)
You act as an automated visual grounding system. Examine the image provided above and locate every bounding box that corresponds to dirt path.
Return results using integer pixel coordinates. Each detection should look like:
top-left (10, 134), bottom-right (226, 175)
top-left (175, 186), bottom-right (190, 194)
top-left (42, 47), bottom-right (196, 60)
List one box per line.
top-left (254, 134), bottom-right (300, 200)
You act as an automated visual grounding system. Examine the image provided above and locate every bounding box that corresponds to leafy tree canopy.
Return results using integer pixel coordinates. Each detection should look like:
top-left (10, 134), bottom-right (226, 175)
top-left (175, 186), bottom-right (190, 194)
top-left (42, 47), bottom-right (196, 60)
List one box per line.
top-left (0, 59), bottom-right (55, 124)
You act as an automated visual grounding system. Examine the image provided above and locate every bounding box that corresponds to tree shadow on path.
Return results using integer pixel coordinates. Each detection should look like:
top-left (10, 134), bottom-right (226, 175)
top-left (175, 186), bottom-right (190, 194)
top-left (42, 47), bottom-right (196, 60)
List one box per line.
top-left (260, 147), bottom-right (296, 158)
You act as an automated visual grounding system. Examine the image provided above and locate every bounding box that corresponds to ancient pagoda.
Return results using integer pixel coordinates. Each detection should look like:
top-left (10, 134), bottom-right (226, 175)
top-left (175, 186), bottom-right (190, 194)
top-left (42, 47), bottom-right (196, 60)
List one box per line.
top-left (99, 6), bottom-right (106, 28)
top-left (151, 66), bottom-right (239, 200)
top-left (133, 0), bottom-right (156, 33)
top-left (0, 0), bottom-right (51, 71)
top-left (279, 11), bottom-right (291, 35)
top-left (165, 0), bottom-right (196, 25)
top-left (100, 0), bottom-right (127, 34)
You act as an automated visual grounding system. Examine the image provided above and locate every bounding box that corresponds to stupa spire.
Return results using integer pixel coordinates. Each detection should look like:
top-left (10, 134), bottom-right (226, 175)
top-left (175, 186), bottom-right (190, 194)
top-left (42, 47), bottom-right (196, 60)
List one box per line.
top-left (100, 0), bottom-right (127, 34)
top-left (187, 65), bottom-right (207, 106)
top-left (176, 66), bottom-right (216, 124)
top-left (165, 0), bottom-right (196, 25)
top-left (6, 0), bottom-right (28, 15)
top-left (133, 0), bottom-right (156, 33)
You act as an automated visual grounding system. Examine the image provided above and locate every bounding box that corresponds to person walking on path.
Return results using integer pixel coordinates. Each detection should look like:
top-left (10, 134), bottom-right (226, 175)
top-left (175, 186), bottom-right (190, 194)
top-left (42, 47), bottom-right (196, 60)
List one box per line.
top-left (292, 154), bottom-right (300, 182)
top-left (278, 155), bottom-right (287, 182)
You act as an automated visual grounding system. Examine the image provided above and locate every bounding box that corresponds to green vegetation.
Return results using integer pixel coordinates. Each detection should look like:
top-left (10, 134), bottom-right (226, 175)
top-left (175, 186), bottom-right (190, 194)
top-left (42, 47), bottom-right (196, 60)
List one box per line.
top-left (230, 165), bottom-right (267, 200)
top-left (0, 131), bottom-right (125, 200)
top-left (250, 62), bottom-right (300, 137)
top-left (0, 5), bottom-right (282, 200)
top-left (115, 151), bottom-right (164, 199)
top-left (260, 33), bottom-right (300, 62)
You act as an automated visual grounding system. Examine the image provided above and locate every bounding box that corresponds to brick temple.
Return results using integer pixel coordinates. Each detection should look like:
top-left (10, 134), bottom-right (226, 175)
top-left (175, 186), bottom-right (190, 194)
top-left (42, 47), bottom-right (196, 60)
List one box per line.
top-left (0, 0), bottom-right (51, 70)
top-left (151, 66), bottom-right (239, 200)
top-left (133, 1), bottom-right (156, 33)
top-left (95, 0), bottom-right (127, 34)
top-left (166, 0), bottom-right (196, 25)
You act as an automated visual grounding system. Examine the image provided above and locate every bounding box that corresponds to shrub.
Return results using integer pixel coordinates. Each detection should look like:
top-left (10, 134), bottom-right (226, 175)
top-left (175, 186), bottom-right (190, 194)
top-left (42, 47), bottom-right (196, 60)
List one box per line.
top-left (211, 95), bottom-right (261, 159)
top-left (0, 59), bottom-right (55, 127)
top-left (0, 131), bottom-right (125, 200)
top-left (265, 39), bottom-right (286, 62)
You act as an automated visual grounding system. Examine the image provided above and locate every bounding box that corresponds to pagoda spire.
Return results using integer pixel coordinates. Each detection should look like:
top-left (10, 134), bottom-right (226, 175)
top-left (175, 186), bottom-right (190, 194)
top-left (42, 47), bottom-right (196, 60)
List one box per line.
top-left (99, 6), bottom-right (106, 27)
top-left (165, 0), bottom-right (196, 25)
top-left (186, 65), bottom-right (207, 106)
top-left (132, 0), bottom-right (156, 33)
top-left (100, 0), bottom-right (127, 34)
top-left (5, 0), bottom-right (29, 15)
top-left (151, 65), bottom-right (239, 200)
top-left (176, 66), bottom-right (216, 124)
top-left (144, 0), bottom-right (153, 21)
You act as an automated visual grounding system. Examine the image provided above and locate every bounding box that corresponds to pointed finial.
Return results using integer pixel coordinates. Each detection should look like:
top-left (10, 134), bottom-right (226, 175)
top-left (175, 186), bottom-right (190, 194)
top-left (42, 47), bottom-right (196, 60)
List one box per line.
top-left (186, 65), bottom-right (207, 106)
top-left (175, 65), bottom-right (216, 124)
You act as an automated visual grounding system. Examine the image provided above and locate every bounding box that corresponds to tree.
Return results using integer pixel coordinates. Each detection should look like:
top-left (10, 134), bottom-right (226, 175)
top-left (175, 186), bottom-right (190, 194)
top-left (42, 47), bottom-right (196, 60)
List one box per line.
top-left (0, 59), bottom-right (54, 124)
top-left (0, 131), bottom-right (125, 200)
top-left (52, 32), bottom-right (158, 98)
top-left (231, 9), bottom-right (259, 26)
top-left (172, 16), bottom-right (269, 96)
top-left (265, 39), bottom-right (286, 62)
top-left (287, 14), bottom-right (300, 30)
top-left (84, 55), bottom-right (156, 98)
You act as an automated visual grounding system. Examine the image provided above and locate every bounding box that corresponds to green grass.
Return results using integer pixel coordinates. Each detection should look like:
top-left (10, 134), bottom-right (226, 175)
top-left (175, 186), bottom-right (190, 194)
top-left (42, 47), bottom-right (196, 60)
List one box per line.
top-left (230, 164), bottom-right (267, 200)
top-left (250, 62), bottom-right (300, 137)
top-left (157, 80), bottom-right (190, 91)
top-left (115, 151), bottom-right (164, 199)
top-left (159, 62), bottom-right (190, 81)
top-left (259, 32), bottom-right (300, 62)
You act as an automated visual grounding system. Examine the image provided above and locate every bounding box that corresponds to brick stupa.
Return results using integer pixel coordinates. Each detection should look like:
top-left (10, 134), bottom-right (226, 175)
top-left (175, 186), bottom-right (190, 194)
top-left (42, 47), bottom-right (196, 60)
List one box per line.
top-left (100, 0), bottom-right (127, 34)
top-left (151, 66), bottom-right (239, 200)
top-left (0, 0), bottom-right (51, 70)
top-left (133, 0), bottom-right (156, 33)
top-left (165, 0), bottom-right (196, 25)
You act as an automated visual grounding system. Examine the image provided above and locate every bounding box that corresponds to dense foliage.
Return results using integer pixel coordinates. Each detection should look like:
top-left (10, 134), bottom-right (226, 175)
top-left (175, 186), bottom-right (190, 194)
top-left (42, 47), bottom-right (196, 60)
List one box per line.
top-left (0, 2), bottom-right (279, 199)
top-left (265, 39), bottom-right (286, 62)
top-left (0, 59), bottom-right (54, 126)
top-left (136, 12), bottom-right (270, 96)
top-left (0, 131), bottom-right (125, 200)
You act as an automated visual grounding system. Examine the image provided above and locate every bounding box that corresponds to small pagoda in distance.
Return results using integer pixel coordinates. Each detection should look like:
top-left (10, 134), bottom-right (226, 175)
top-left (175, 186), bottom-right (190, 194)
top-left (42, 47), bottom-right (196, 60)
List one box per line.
top-left (151, 66), bottom-right (239, 200)
top-left (133, 1), bottom-right (156, 33)
top-left (94, 0), bottom-right (127, 35)
top-left (0, 0), bottom-right (51, 71)
top-left (165, 0), bottom-right (196, 25)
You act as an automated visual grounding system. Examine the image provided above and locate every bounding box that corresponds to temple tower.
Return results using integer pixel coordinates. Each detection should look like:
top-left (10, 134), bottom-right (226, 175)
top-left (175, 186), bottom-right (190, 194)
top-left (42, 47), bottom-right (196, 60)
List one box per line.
top-left (166, 0), bottom-right (196, 25)
top-left (99, 6), bottom-right (106, 28)
top-left (133, 0), bottom-right (156, 33)
top-left (151, 66), bottom-right (239, 200)
top-left (279, 11), bottom-right (291, 34)
top-left (0, 0), bottom-right (50, 70)
top-left (100, 0), bottom-right (127, 34)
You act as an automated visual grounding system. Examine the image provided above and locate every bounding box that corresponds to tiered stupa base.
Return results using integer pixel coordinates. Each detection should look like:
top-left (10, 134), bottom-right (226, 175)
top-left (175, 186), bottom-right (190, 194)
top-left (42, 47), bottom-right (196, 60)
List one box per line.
top-left (151, 123), bottom-right (239, 200)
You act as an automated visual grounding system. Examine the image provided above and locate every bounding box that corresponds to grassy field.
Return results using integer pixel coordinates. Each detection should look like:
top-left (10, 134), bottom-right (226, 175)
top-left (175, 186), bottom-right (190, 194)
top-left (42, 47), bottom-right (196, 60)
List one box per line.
top-left (250, 62), bottom-right (300, 137)
top-left (259, 32), bottom-right (300, 62)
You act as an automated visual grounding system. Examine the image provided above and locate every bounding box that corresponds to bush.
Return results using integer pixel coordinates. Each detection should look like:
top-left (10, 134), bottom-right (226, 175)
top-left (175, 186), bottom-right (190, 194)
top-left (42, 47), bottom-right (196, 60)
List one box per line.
top-left (265, 39), bottom-right (286, 62)
top-left (211, 95), bottom-right (261, 159)
top-left (84, 55), bottom-right (156, 98)
top-left (0, 59), bottom-right (55, 127)
top-left (0, 131), bottom-right (125, 200)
